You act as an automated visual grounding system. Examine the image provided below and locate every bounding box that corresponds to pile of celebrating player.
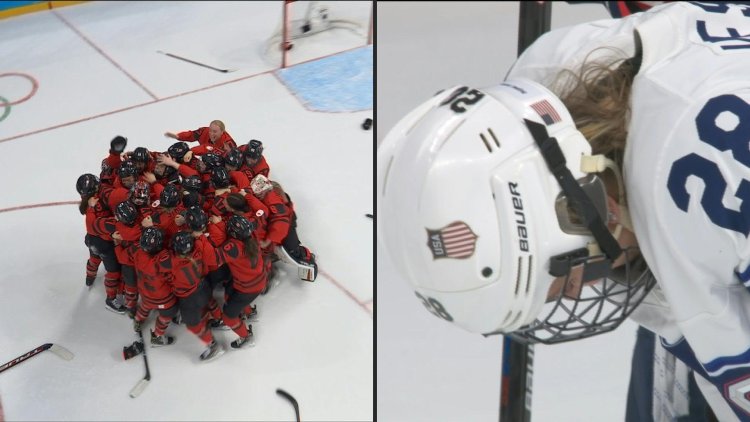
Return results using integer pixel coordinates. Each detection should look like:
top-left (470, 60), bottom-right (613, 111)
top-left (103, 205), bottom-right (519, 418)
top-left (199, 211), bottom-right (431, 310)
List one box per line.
top-left (75, 120), bottom-right (318, 362)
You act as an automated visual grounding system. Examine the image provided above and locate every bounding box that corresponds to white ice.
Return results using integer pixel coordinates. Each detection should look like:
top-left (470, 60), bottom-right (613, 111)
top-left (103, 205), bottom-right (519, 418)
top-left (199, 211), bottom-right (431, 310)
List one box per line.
top-left (0, 1), bottom-right (372, 421)
top-left (378, 2), bottom-right (643, 422)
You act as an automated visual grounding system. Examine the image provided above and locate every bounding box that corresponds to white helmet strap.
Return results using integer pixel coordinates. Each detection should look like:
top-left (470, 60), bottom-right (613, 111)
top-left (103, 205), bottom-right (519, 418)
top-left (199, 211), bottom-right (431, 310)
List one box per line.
top-left (524, 119), bottom-right (623, 276)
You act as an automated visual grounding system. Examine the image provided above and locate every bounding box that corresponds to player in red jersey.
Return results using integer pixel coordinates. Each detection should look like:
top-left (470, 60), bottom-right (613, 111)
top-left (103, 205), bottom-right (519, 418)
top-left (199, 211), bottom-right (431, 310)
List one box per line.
top-left (145, 183), bottom-right (182, 242)
top-left (164, 120), bottom-right (236, 156)
top-left (169, 231), bottom-right (226, 361)
top-left (238, 139), bottom-right (270, 180)
top-left (112, 200), bottom-right (142, 315)
top-left (251, 175), bottom-right (318, 284)
top-left (224, 148), bottom-right (252, 190)
top-left (208, 215), bottom-right (266, 349)
top-left (133, 227), bottom-right (177, 347)
top-left (77, 174), bottom-right (120, 301)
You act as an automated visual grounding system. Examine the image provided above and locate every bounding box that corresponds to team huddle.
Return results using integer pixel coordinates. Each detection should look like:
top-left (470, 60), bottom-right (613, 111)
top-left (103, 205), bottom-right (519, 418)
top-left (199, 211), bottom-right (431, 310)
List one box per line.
top-left (75, 120), bottom-right (318, 362)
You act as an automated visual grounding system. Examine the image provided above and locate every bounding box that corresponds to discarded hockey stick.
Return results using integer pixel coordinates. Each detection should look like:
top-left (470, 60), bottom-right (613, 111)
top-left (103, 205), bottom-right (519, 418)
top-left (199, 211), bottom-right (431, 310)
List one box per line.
top-left (156, 50), bottom-right (237, 73)
top-left (129, 329), bottom-right (151, 398)
top-left (276, 388), bottom-right (301, 422)
top-left (0, 343), bottom-right (74, 374)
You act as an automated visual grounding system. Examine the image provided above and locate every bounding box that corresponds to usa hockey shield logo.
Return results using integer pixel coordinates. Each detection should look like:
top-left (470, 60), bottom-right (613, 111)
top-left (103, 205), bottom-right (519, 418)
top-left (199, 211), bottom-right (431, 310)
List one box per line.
top-left (426, 221), bottom-right (478, 259)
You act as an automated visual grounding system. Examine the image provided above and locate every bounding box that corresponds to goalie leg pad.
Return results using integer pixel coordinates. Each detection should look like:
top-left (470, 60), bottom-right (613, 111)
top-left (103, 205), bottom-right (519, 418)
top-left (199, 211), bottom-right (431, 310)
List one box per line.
top-left (276, 245), bottom-right (317, 282)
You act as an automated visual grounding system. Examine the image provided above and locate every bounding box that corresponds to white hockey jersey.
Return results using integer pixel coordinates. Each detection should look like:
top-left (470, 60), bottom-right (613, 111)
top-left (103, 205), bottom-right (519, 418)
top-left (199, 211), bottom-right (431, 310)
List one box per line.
top-left (508, 3), bottom-right (750, 421)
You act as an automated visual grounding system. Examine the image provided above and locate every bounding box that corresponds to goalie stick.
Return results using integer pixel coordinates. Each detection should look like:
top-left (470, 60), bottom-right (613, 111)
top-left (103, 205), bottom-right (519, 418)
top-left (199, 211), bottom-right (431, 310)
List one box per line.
top-left (0, 343), bottom-right (74, 374)
top-left (156, 50), bottom-right (237, 73)
top-left (499, 2), bottom-right (551, 422)
top-left (129, 329), bottom-right (151, 398)
top-left (276, 388), bottom-right (301, 422)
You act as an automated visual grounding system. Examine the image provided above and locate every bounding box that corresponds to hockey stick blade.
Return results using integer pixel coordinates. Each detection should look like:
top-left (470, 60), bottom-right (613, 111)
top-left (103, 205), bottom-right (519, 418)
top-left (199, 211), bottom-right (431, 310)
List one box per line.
top-left (48, 344), bottom-right (74, 361)
top-left (129, 378), bottom-right (149, 398)
top-left (276, 388), bottom-right (301, 422)
top-left (156, 50), bottom-right (237, 73)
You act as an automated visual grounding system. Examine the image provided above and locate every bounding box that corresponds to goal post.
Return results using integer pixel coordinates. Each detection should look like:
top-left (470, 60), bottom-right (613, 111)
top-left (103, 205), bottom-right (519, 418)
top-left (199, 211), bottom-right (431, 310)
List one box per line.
top-left (264, 1), bottom-right (373, 68)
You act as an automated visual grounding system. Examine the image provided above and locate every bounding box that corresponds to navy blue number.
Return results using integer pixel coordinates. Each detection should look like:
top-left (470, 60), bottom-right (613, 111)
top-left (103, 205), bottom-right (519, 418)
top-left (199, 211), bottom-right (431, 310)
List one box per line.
top-left (668, 94), bottom-right (750, 235)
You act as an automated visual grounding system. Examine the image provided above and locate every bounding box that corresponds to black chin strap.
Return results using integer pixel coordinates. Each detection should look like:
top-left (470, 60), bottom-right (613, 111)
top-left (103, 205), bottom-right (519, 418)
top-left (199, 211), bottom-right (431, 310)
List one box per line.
top-left (524, 119), bottom-right (623, 263)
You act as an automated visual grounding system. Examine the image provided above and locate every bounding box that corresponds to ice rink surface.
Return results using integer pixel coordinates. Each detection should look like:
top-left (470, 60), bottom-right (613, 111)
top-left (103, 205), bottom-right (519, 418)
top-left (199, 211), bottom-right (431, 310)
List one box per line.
top-left (377, 2), bottom-right (646, 422)
top-left (0, 1), bottom-right (372, 420)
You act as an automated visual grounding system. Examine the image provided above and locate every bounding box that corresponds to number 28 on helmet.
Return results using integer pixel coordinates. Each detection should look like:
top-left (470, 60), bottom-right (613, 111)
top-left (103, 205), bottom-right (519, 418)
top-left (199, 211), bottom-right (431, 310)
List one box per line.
top-left (377, 79), bottom-right (654, 344)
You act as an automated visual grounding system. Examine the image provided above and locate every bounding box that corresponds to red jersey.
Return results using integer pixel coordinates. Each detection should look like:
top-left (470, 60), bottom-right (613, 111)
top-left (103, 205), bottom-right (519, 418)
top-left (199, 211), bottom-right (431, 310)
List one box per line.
top-left (149, 206), bottom-right (182, 242)
top-left (238, 155), bottom-right (270, 181)
top-left (134, 249), bottom-right (175, 305)
top-left (169, 236), bottom-right (219, 298)
top-left (261, 190), bottom-right (292, 245)
top-left (177, 127), bottom-right (236, 155)
top-left (114, 221), bottom-right (142, 266)
top-left (219, 239), bottom-right (267, 294)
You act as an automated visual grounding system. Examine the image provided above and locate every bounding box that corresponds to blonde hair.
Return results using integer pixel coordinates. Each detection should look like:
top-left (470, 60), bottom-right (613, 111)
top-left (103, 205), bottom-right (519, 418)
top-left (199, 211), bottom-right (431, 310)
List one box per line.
top-left (210, 120), bottom-right (225, 132)
top-left (551, 47), bottom-right (638, 171)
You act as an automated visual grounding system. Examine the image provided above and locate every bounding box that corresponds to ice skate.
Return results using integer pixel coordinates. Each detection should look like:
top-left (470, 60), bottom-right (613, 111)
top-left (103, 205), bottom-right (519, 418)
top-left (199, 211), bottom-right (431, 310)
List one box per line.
top-left (150, 330), bottom-right (175, 347)
top-left (241, 305), bottom-right (258, 322)
top-left (230, 325), bottom-right (255, 349)
top-left (209, 318), bottom-right (231, 331)
top-left (199, 340), bottom-right (225, 362)
top-left (105, 297), bottom-right (126, 314)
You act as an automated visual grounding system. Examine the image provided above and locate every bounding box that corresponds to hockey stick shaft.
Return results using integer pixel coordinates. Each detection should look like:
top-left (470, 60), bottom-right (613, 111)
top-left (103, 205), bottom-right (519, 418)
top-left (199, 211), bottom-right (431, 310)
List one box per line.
top-left (129, 329), bottom-right (151, 398)
top-left (499, 2), bottom-right (551, 422)
top-left (1, 343), bottom-right (73, 374)
top-left (157, 51), bottom-right (232, 73)
top-left (276, 388), bottom-right (301, 422)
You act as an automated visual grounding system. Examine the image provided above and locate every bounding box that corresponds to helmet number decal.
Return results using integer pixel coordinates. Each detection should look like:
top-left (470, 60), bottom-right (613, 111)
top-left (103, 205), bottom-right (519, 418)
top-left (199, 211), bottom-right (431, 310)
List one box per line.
top-left (439, 86), bottom-right (485, 113)
top-left (415, 291), bottom-right (454, 322)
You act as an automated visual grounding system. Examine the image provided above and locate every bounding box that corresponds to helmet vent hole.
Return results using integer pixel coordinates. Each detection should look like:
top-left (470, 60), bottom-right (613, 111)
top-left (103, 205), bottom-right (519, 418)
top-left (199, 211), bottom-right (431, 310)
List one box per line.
top-left (482, 267), bottom-right (493, 278)
top-left (479, 129), bottom-right (501, 153)
top-left (514, 257), bottom-right (523, 295)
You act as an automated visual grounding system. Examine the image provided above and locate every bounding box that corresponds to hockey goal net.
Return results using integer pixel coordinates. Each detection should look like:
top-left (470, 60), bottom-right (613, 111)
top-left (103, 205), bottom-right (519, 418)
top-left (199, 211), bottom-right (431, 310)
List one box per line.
top-left (264, 1), bottom-right (373, 68)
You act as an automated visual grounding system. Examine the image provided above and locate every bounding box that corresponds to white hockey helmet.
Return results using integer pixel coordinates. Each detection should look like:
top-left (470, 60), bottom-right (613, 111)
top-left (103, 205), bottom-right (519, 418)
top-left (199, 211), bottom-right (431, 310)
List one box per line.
top-left (250, 174), bottom-right (273, 196)
top-left (377, 79), bottom-right (653, 343)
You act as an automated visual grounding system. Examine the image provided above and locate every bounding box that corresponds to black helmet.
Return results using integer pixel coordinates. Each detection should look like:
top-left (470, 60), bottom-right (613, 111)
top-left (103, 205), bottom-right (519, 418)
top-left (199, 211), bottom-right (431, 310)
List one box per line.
top-left (140, 227), bottom-right (164, 254)
top-left (159, 183), bottom-right (180, 208)
top-left (185, 205), bottom-right (208, 232)
top-left (168, 142), bottom-right (190, 162)
top-left (115, 200), bottom-right (138, 225)
top-left (100, 159), bottom-right (114, 181)
top-left (182, 175), bottom-right (203, 192)
top-left (132, 147), bottom-right (150, 163)
top-left (211, 167), bottom-right (231, 189)
top-left (182, 191), bottom-right (204, 209)
top-left (225, 148), bottom-right (243, 169)
top-left (202, 152), bottom-right (224, 170)
top-left (245, 139), bottom-right (263, 161)
top-left (118, 160), bottom-right (138, 179)
top-left (226, 215), bottom-right (254, 240)
top-left (76, 173), bottom-right (100, 196)
top-left (172, 231), bottom-right (195, 256)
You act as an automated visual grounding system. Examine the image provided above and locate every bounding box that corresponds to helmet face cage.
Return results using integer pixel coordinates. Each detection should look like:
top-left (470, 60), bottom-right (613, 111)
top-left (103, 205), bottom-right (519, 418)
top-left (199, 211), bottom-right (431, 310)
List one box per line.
top-left (250, 174), bottom-right (272, 196)
top-left (504, 247), bottom-right (655, 344)
top-left (130, 181), bottom-right (151, 206)
top-left (118, 161), bottom-right (138, 179)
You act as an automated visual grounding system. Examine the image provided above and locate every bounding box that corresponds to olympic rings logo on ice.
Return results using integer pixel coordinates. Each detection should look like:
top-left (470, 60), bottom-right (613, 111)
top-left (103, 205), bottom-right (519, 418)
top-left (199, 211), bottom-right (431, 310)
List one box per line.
top-left (0, 72), bottom-right (39, 123)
